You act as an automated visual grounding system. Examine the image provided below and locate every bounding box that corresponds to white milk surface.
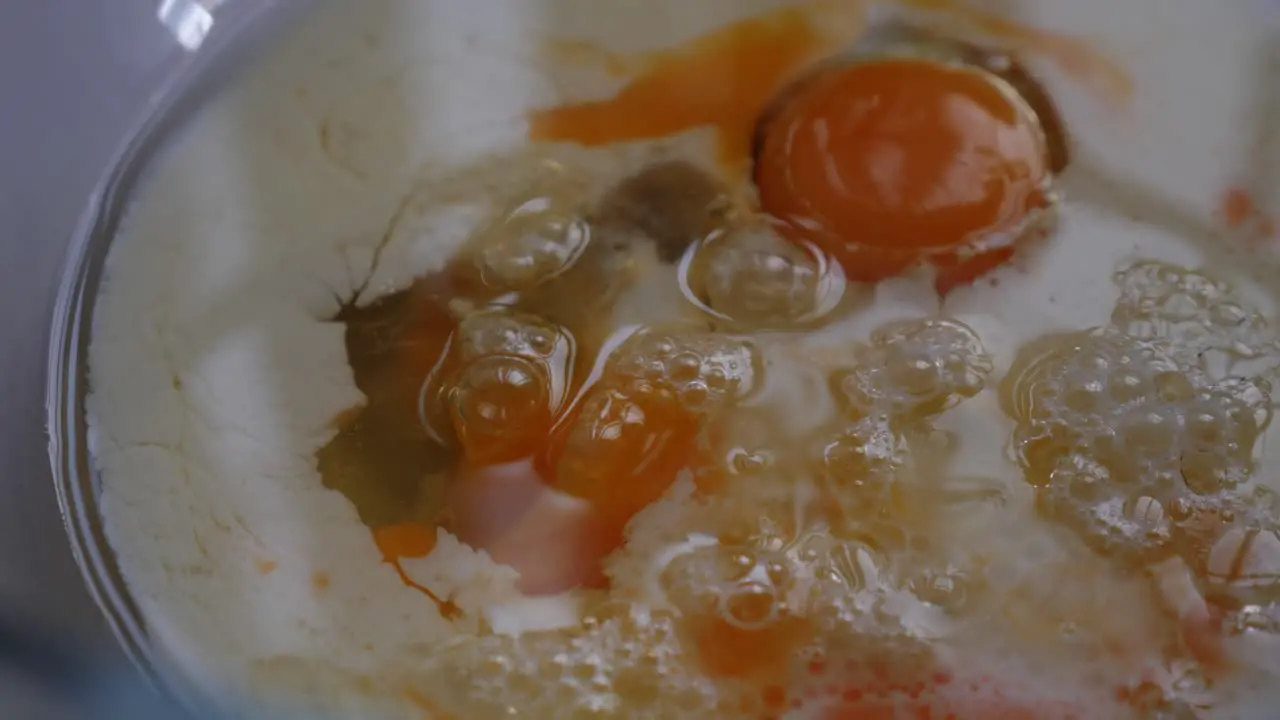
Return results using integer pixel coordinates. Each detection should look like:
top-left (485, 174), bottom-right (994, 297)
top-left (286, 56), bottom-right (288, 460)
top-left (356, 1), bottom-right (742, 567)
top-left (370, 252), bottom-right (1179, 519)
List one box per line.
top-left (87, 0), bottom-right (1280, 717)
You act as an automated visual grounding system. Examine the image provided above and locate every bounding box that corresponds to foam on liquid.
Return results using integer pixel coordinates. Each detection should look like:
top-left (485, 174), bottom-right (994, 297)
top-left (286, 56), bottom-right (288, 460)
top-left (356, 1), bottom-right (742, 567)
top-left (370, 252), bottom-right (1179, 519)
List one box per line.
top-left (83, 0), bottom-right (1280, 718)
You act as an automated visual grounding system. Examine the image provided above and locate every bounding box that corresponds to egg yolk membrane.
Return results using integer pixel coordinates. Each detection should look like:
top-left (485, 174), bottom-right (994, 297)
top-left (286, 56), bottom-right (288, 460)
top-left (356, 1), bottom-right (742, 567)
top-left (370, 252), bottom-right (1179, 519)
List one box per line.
top-left (755, 57), bottom-right (1052, 288)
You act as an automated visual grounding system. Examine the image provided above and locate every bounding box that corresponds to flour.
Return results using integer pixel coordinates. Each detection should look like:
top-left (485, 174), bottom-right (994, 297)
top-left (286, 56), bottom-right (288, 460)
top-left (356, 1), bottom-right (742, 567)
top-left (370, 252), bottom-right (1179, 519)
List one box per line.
top-left (86, 0), bottom-right (1280, 717)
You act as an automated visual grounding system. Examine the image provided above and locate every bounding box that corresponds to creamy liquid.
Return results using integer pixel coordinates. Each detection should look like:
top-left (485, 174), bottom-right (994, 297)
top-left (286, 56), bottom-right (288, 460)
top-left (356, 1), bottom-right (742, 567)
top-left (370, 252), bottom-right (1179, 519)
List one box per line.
top-left (87, 0), bottom-right (1280, 717)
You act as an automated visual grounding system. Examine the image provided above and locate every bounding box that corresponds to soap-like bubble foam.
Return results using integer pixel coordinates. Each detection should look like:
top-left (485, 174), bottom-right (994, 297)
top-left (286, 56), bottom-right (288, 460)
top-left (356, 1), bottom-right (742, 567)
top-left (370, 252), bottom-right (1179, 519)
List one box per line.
top-left (997, 262), bottom-right (1280, 716)
top-left (456, 309), bottom-right (568, 362)
top-left (381, 253), bottom-right (1280, 717)
top-left (1004, 324), bottom-right (1274, 559)
top-left (833, 318), bottom-right (994, 421)
top-left (467, 162), bottom-right (594, 291)
top-left (1112, 262), bottom-right (1279, 372)
top-left (610, 327), bottom-right (761, 416)
top-left (422, 309), bottom-right (574, 456)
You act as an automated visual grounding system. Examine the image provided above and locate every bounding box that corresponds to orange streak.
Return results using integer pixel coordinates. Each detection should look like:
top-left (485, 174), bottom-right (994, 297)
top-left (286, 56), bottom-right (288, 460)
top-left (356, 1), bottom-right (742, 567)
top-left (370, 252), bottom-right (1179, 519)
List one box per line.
top-left (530, 1), bottom-right (863, 172)
top-left (529, 0), bottom-right (1129, 180)
top-left (372, 524), bottom-right (463, 620)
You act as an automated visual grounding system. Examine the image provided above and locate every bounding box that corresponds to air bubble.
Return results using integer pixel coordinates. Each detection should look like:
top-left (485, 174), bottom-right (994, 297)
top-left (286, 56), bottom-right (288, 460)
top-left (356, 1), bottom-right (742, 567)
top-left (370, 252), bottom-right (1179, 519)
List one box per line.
top-left (670, 353), bottom-right (703, 382)
top-left (1062, 380), bottom-right (1106, 413)
top-left (885, 350), bottom-right (944, 398)
top-left (678, 381), bottom-right (711, 410)
top-left (727, 448), bottom-right (773, 476)
top-left (1220, 375), bottom-right (1274, 431)
top-left (1211, 302), bottom-right (1248, 327)
top-left (813, 420), bottom-right (904, 513)
top-left (610, 328), bottom-right (761, 416)
top-left (457, 309), bottom-right (569, 362)
top-left (1108, 370), bottom-right (1148, 404)
top-left (1050, 455), bottom-right (1110, 503)
top-left (1206, 527), bottom-right (1280, 605)
top-left (682, 223), bottom-right (846, 329)
top-left (1112, 261), bottom-right (1279, 367)
top-left (470, 167), bottom-right (593, 291)
top-left (910, 569), bottom-right (969, 611)
top-left (1121, 408), bottom-right (1180, 453)
top-left (1179, 449), bottom-right (1237, 496)
top-left (546, 384), bottom-right (700, 522)
top-left (1002, 319), bottom-right (1275, 568)
top-left (659, 544), bottom-right (797, 633)
top-left (1154, 371), bottom-right (1196, 403)
top-left (721, 582), bottom-right (781, 629)
top-left (833, 318), bottom-right (993, 419)
top-left (449, 355), bottom-right (552, 462)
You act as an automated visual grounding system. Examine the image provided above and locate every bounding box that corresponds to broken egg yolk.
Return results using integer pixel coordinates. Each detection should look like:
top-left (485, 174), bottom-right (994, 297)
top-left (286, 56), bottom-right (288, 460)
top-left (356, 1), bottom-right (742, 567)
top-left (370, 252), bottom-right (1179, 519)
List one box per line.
top-left (445, 383), bottom-right (706, 596)
top-left (755, 57), bottom-right (1051, 285)
top-left (540, 384), bottom-right (703, 532)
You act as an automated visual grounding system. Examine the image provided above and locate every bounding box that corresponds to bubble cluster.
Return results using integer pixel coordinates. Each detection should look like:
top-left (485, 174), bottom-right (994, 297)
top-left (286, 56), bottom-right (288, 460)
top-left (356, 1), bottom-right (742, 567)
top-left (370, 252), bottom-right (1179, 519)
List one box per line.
top-left (790, 531), bottom-right (929, 638)
top-left (1112, 262), bottom-right (1279, 371)
top-left (659, 543), bottom-right (810, 680)
top-left (681, 223), bottom-right (846, 329)
top-left (468, 163), bottom-right (593, 291)
top-left (609, 327), bottom-right (761, 416)
top-left (538, 328), bottom-right (760, 530)
top-left (832, 318), bottom-right (994, 420)
top-left (455, 309), bottom-right (570, 362)
top-left (396, 622), bottom-right (1100, 720)
top-left (812, 418), bottom-right (906, 515)
top-left (1004, 328), bottom-right (1272, 562)
top-left (643, 484), bottom-right (944, 652)
top-left (426, 309), bottom-right (573, 461)
top-left (352, 145), bottom-right (1280, 720)
top-left (448, 355), bottom-right (553, 463)
top-left (636, 522), bottom-right (1090, 717)
top-left (420, 603), bottom-right (743, 719)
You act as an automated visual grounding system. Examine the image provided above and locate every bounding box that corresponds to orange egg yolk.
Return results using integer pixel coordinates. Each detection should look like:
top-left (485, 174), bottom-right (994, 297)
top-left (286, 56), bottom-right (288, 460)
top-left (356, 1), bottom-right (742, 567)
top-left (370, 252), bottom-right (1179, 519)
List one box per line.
top-left (448, 355), bottom-right (557, 466)
top-left (540, 386), bottom-right (703, 531)
top-left (755, 58), bottom-right (1051, 287)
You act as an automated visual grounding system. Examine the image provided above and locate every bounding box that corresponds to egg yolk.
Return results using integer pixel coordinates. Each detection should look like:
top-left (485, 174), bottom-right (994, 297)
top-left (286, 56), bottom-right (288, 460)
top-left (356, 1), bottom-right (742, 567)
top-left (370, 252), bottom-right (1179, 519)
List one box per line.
top-left (540, 386), bottom-right (702, 530)
top-left (448, 355), bottom-right (556, 465)
top-left (446, 385), bottom-right (706, 595)
top-left (756, 58), bottom-right (1051, 286)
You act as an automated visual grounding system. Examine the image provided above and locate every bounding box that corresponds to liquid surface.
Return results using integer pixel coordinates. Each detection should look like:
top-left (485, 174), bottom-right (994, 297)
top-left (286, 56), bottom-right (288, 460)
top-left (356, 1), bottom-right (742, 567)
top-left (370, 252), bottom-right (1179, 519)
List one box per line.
top-left (81, 0), bottom-right (1280, 719)
top-left (313, 159), bottom-right (1280, 716)
top-left (308, 162), bottom-right (1280, 717)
